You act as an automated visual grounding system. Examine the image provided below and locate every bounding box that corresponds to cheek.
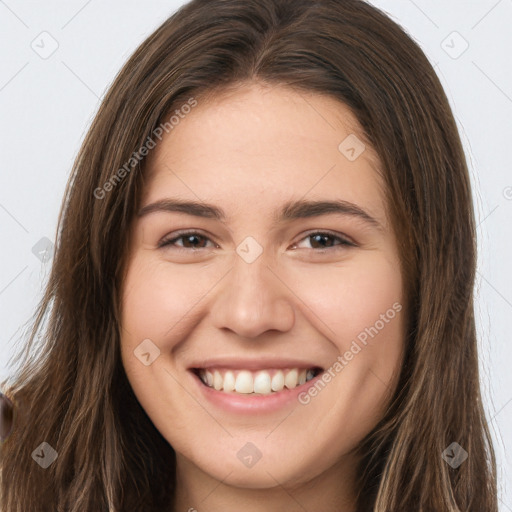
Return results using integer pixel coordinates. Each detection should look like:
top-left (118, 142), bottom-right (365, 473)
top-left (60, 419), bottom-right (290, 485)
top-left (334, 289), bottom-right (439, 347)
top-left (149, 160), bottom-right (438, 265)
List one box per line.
top-left (120, 255), bottom-right (215, 345)
top-left (285, 251), bottom-right (405, 409)
top-left (286, 252), bottom-right (403, 346)
top-left (285, 256), bottom-right (404, 455)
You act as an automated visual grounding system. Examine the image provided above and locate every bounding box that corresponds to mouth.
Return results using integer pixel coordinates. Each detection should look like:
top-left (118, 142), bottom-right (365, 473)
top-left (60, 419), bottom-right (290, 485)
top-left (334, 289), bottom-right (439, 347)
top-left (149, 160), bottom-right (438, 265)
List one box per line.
top-left (191, 366), bottom-right (324, 396)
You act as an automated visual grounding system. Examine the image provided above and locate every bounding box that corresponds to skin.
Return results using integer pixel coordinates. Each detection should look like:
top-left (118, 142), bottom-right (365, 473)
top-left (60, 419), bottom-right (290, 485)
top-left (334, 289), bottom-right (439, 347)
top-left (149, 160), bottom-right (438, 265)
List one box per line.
top-left (120, 82), bottom-right (406, 512)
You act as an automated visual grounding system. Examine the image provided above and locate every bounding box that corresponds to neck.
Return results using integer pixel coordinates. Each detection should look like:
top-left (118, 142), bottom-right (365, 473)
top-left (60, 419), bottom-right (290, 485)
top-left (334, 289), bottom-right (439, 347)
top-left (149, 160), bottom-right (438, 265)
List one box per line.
top-left (171, 452), bottom-right (359, 512)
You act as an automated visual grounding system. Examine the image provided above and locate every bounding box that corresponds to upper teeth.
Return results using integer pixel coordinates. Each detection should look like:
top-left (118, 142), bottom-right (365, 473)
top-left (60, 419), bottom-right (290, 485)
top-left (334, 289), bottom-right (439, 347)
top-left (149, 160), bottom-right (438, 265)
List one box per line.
top-left (198, 368), bottom-right (317, 394)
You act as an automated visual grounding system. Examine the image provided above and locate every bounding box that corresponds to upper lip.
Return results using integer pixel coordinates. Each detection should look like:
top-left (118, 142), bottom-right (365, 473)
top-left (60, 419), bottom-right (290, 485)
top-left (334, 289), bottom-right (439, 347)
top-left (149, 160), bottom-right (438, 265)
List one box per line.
top-left (189, 357), bottom-right (324, 371)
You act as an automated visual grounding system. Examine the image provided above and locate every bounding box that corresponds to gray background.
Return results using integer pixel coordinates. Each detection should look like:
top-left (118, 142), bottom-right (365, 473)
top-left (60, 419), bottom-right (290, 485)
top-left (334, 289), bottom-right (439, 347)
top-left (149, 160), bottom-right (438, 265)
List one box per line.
top-left (0, 0), bottom-right (510, 508)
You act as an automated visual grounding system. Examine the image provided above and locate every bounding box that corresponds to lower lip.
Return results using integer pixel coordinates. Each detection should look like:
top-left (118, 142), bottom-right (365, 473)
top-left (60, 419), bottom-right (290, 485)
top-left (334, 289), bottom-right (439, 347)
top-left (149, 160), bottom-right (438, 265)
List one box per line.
top-left (188, 370), bottom-right (323, 414)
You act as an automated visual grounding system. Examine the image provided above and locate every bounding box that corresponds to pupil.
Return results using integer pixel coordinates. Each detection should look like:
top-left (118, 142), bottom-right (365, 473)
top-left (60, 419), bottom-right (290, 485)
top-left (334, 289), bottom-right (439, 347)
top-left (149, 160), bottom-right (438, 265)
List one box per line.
top-left (185, 235), bottom-right (204, 248)
top-left (312, 234), bottom-right (332, 248)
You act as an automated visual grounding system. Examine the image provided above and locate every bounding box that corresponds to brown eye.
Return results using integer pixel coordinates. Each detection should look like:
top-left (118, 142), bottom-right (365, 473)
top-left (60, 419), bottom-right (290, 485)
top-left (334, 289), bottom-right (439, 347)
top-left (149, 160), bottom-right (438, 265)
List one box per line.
top-left (293, 231), bottom-right (356, 251)
top-left (158, 231), bottom-right (215, 250)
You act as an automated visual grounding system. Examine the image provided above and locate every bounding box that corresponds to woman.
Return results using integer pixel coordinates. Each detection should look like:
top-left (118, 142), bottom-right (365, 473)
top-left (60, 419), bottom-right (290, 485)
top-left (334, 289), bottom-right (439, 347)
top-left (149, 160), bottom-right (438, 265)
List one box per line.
top-left (0, 0), bottom-right (498, 510)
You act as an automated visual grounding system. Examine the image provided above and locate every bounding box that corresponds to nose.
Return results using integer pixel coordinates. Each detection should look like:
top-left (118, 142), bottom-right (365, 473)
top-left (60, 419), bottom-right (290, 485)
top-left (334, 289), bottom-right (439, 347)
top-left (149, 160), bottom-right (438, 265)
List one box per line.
top-left (209, 252), bottom-right (295, 339)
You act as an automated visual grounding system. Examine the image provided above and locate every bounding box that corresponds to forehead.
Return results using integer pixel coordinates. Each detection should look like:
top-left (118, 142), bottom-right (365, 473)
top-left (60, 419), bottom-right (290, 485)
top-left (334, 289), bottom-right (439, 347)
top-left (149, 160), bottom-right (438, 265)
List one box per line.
top-left (141, 82), bottom-right (387, 228)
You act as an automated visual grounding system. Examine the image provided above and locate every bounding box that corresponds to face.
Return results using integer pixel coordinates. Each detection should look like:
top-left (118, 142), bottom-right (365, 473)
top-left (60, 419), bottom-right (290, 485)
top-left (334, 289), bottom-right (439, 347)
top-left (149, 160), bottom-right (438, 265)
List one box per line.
top-left (120, 82), bottom-right (405, 495)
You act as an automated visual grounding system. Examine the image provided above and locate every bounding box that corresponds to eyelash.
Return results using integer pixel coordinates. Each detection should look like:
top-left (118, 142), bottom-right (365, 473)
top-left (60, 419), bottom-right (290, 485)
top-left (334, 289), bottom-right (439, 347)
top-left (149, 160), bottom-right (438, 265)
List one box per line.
top-left (158, 230), bottom-right (356, 252)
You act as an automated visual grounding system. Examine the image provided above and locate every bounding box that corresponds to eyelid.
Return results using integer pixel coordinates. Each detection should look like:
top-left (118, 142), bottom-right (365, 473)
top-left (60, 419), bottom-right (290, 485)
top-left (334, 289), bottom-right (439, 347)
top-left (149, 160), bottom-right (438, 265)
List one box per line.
top-left (293, 229), bottom-right (356, 248)
top-left (157, 229), bottom-right (218, 249)
top-left (158, 229), bottom-right (356, 251)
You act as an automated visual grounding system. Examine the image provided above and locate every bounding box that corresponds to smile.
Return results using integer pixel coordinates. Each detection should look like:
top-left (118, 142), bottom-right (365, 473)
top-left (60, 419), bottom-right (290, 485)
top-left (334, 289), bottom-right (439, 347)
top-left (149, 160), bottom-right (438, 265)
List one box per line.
top-left (192, 367), bottom-right (323, 395)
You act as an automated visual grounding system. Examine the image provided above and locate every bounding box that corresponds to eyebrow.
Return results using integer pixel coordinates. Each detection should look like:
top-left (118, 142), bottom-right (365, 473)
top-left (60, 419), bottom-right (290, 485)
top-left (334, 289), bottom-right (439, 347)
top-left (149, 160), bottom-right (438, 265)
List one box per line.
top-left (137, 198), bottom-right (383, 230)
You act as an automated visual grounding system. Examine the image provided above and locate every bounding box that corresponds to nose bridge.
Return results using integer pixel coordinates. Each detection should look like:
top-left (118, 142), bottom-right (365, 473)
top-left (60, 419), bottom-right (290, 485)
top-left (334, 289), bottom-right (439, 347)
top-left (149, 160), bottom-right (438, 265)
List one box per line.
top-left (209, 243), bottom-right (295, 338)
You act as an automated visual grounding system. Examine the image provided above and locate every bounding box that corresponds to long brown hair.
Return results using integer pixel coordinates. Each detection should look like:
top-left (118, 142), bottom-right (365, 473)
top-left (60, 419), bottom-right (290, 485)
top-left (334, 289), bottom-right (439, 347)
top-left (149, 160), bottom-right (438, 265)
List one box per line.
top-left (0, 0), bottom-right (498, 510)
